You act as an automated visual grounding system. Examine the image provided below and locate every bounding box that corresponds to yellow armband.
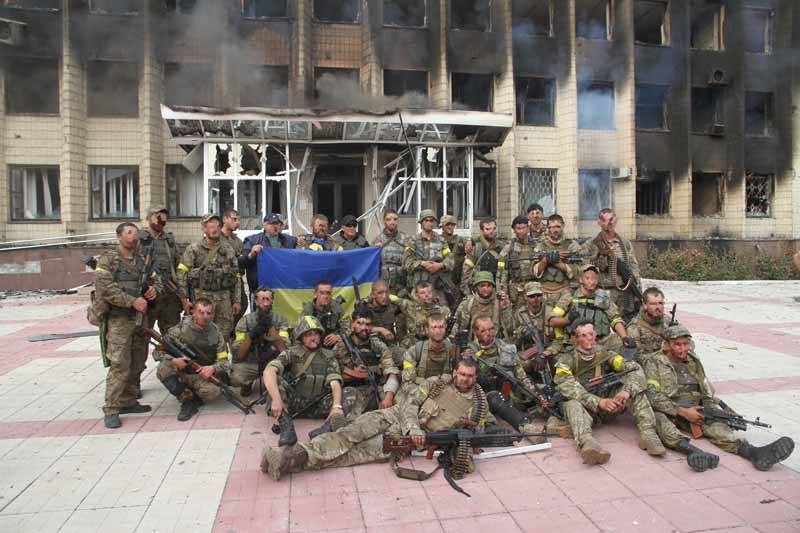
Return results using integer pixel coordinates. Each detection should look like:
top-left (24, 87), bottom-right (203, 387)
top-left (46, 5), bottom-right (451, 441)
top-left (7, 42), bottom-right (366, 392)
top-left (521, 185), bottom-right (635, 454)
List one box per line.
top-left (647, 379), bottom-right (661, 390)
top-left (216, 351), bottom-right (229, 361)
top-left (611, 355), bottom-right (625, 372)
top-left (234, 331), bottom-right (246, 341)
top-left (177, 263), bottom-right (190, 273)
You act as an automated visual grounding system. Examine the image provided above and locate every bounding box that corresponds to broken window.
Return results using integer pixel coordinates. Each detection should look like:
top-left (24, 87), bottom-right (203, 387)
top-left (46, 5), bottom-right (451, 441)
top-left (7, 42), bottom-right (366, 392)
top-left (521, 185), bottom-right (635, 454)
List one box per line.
top-left (743, 8), bottom-right (773, 54)
top-left (9, 166), bottom-right (61, 221)
top-left (518, 168), bottom-right (556, 214)
top-left (314, 67), bottom-right (360, 101)
top-left (314, 0), bottom-right (359, 23)
top-left (512, 0), bottom-right (552, 36)
top-left (691, 87), bottom-right (724, 134)
top-left (241, 0), bottom-right (287, 19)
top-left (515, 77), bottom-right (555, 126)
top-left (240, 65), bottom-right (289, 107)
top-left (636, 84), bottom-right (669, 130)
top-left (691, 1), bottom-right (724, 50)
top-left (383, 0), bottom-right (426, 27)
top-left (745, 173), bottom-right (773, 217)
top-left (578, 81), bottom-right (614, 130)
top-left (745, 92), bottom-right (773, 137)
top-left (89, 0), bottom-right (139, 15)
top-left (474, 167), bottom-right (495, 217)
top-left (691, 171), bottom-right (722, 216)
top-left (208, 179), bottom-right (235, 216)
top-left (635, 0), bottom-right (669, 45)
top-left (5, 58), bottom-right (59, 115)
top-left (3, 0), bottom-right (60, 9)
top-left (579, 169), bottom-right (610, 220)
top-left (451, 0), bottom-right (490, 31)
top-left (576, 0), bottom-right (612, 40)
top-left (166, 164), bottom-right (202, 218)
top-left (87, 61), bottom-right (139, 117)
top-left (90, 166), bottom-right (139, 219)
top-left (636, 169), bottom-right (670, 215)
top-left (452, 72), bottom-right (493, 112)
top-left (164, 0), bottom-right (197, 13)
top-left (164, 63), bottom-right (214, 107)
top-left (384, 69), bottom-right (428, 98)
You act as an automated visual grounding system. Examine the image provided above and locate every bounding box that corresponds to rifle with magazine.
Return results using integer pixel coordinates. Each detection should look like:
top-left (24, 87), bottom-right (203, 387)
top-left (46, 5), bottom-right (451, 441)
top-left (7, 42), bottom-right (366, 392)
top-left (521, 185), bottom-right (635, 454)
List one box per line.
top-left (677, 400), bottom-right (771, 438)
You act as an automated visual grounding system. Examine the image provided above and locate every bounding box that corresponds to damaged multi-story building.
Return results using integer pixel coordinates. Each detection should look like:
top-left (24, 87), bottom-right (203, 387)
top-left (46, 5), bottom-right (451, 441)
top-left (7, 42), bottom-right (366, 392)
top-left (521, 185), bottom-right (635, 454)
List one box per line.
top-left (1, 0), bottom-right (799, 288)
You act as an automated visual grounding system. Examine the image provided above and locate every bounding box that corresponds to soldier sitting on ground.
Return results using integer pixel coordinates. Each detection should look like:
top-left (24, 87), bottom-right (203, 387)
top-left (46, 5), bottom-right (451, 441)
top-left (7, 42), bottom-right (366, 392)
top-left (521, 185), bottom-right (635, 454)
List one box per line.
top-left (364, 280), bottom-right (405, 365)
top-left (400, 314), bottom-right (454, 392)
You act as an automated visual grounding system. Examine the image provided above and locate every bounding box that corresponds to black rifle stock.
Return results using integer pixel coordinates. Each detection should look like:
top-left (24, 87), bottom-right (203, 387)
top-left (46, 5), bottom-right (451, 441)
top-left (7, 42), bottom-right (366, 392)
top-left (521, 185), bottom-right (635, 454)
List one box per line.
top-left (676, 401), bottom-right (771, 438)
top-left (135, 238), bottom-right (157, 327)
top-left (341, 333), bottom-right (381, 408)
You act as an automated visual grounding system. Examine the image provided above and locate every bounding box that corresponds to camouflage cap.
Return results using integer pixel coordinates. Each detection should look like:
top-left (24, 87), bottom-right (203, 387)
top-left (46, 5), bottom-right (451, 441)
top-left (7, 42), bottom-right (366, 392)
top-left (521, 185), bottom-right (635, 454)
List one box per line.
top-left (418, 209), bottom-right (438, 223)
top-left (524, 281), bottom-right (544, 295)
top-left (580, 264), bottom-right (600, 274)
top-left (472, 270), bottom-right (495, 287)
top-left (664, 325), bottom-right (692, 340)
top-left (201, 213), bottom-right (222, 224)
top-left (440, 214), bottom-right (457, 226)
top-left (147, 206), bottom-right (169, 216)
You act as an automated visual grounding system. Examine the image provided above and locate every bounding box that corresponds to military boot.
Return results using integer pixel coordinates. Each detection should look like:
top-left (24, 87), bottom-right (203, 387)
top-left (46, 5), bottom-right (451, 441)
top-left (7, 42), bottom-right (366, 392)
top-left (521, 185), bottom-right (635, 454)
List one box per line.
top-left (520, 422), bottom-right (547, 445)
top-left (675, 439), bottom-right (720, 472)
top-left (308, 419), bottom-right (332, 440)
top-left (638, 430), bottom-right (667, 457)
top-left (260, 444), bottom-right (309, 481)
top-left (104, 414), bottom-right (122, 429)
top-left (177, 398), bottom-right (202, 421)
top-left (276, 413), bottom-right (298, 447)
top-left (546, 415), bottom-right (573, 439)
top-left (580, 436), bottom-right (611, 465)
top-left (738, 437), bottom-right (795, 471)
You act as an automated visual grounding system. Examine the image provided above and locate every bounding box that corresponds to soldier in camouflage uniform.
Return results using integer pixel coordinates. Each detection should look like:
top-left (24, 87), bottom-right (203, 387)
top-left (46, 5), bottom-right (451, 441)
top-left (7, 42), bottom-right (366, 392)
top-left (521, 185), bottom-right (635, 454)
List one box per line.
top-left (497, 215), bottom-right (539, 310)
top-left (332, 215), bottom-right (369, 250)
top-left (627, 287), bottom-right (678, 362)
top-left (389, 281), bottom-right (449, 351)
top-left (461, 217), bottom-right (505, 295)
top-left (297, 213), bottom-right (337, 251)
top-left (512, 281), bottom-right (553, 388)
top-left (450, 271), bottom-right (513, 341)
top-left (440, 214), bottom-right (470, 293)
top-left (261, 357), bottom-right (490, 481)
top-left (155, 298), bottom-right (232, 421)
top-left (403, 209), bottom-right (456, 308)
top-left (553, 319), bottom-right (665, 465)
top-left (176, 214), bottom-right (242, 342)
top-left (365, 281), bottom-right (405, 364)
top-left (400, 314), bottom-right (454, 393)
top-left (644, 325), bottom-right (795, 472)
top-left (221, 209), bottom-right (247, 324)
top-left (139, 206), bottom-right (182, 339)
top-left (526, 203), bottom-right (547, 242)
top-left (95, 222), bottom-right (161, 429)
top-left (372, 209), bottom-right (409, 296)
top-left (301, 280), bottom-right (347, 348)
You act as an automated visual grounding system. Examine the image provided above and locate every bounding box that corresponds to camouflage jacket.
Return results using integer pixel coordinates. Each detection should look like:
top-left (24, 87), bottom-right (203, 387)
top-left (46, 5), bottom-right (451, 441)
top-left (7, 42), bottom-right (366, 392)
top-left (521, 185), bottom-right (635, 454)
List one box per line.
top-left (553, 348), bottom-right (646, 411)
top-left (390, 293), bottom-right (450, 348)
top-left (643, 350), bottom-right (716, 417)
top-left (266, 343), bottom-right (342, 398)
top-left (441, 233), bottom-right (468, 287)
top-left (497, 236), bottom-right (538, 298)
top-left (232, 310), bottom-right (290, 365)
top-left (583, 233), bottom-right (640, 290)
top-left (627, 310), bottom-right (677, 359)
top-left (332, 233), bottom-right (369, 251)
top-left (332, 333), bottom-right (398, 380)
top-left (532, 236), bottom-right (581, 291)
top-left (177, 238), bottom-right (241, 301)
top-left (461, 235), bottom-right (504, 294)
top-left (138, 228), bottom-right (179, 288)
top-left (301, 299), bottom-right (348, 336)
top-left (95, 248), bottom-right (163, 316)
top-left (467, 338), bottom-right (532, 392)
top-left (160, 316), bottom-right (229, 373)
top-left (450, 293), bottom-right (513, 340)
top-left (401, 339), bottom-right (453, 385)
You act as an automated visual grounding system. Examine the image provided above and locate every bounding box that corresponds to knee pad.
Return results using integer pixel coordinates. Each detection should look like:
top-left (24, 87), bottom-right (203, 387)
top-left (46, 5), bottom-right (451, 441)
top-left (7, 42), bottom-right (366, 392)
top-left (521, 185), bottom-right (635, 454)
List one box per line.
top-left (162, 373), bottom-right (186, 398)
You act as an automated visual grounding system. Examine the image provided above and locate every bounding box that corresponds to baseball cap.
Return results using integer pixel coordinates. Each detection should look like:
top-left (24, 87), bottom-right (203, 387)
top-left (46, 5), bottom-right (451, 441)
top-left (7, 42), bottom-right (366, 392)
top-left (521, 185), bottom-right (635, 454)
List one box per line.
top-left (340, 215), bottom-right (358, 227)
top-left (263, 213), bottom-right (282, 223)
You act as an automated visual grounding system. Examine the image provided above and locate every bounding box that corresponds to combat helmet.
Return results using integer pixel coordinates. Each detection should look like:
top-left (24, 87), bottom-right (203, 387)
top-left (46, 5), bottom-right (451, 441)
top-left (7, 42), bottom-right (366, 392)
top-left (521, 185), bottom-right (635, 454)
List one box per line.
top-left (471, 270), bottom-right (496, 287)
top-left (418, 209), bottom-right (438, 223)
top-left (293, 315), bottom-right (325, 342)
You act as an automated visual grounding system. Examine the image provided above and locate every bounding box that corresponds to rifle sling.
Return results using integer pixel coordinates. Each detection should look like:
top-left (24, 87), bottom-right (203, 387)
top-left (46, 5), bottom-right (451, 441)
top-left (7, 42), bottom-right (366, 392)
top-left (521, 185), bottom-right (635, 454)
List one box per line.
top-left (390, 454), bottom-right (441, 481)
top-left (573, 351), bottom-right (616, 381)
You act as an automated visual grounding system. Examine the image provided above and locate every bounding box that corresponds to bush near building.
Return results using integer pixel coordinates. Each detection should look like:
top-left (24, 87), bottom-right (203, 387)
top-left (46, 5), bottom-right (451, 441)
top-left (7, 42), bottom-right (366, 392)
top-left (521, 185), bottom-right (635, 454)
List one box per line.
top-left (643, 245), bottom-right (800, 281)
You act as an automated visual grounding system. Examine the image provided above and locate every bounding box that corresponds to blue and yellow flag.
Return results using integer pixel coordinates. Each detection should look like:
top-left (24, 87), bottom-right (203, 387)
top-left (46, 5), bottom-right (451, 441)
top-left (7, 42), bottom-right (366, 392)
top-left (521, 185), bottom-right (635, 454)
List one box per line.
top-left (257, 247), bottom-right (381, 326)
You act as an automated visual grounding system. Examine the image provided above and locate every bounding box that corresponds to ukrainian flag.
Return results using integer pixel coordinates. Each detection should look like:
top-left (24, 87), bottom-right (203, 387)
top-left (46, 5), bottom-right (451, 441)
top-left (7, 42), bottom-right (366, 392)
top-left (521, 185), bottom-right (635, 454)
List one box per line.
top-left (257, 246), bottom-right (381, 326)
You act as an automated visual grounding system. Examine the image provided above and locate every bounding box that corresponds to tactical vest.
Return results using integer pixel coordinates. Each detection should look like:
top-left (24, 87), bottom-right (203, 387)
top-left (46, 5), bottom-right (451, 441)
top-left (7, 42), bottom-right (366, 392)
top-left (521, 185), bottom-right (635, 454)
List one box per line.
top-left (670, 359), bottom-right (703, 404)
top-left (472, 238), bottom-right (503, 276)
top-left (348, 335), bottom-right (382, 369)
top-left (464, 295), bottom-right (500, 336)
top-left (189, 243), bottom-right (238, 292)
top-left (506, 238), bottom-right (535, 283)
top-left (379, 232), bottom-right (406, 287)
top-left (416, 339), bottom-right (453, 379)
top-left (538, 239), bottom-right (572, 285)
top-left (571, 290), bottom-right (612, 338)
top-left (176, 319), bottom-right (222, 366)
top-left (336, 235), bottom-right (368, 251)
top-left (370, 302), bottom-right (399, 338)
top-left (411, 237), bottom-right (449, 285)
top-left (302, 300), bottom-right (343, 335)
top-left (289, 346), bottom-right (335, 398)
top-left (140, 231), bottom-right (177, 283)
top-left (106, 253), bottom-right (145, 316)
top-left (473, 340), bottom-right (517, 389)
top-left (419, 384), bottom-right (474, 432)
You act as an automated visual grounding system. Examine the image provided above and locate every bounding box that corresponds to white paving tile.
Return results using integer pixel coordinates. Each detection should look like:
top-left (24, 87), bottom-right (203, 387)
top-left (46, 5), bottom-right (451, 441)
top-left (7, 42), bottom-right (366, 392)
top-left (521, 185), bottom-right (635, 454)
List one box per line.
top-left (0, 511), bottom-right (71, 533)
top-left (56, 336), bottom-right (102, 352)
top-left (0, 322), bottom-right (34, 337)
top-left (60, 505), bottom-right (147, 533)
top-left (691, 332), bottom-right (800, 382)
top-left (678, 301), bottom-right (800, 324)
top-left (0, 304), bottom-right (78, 321)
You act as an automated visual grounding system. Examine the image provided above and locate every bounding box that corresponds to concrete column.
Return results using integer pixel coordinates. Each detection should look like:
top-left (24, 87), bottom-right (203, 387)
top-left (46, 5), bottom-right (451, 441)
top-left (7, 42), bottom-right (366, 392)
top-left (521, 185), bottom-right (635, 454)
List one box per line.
top-left (291, 0), bottom-right (313, 106)
top-left (430, 0), bottom-right (449, 109)
top-left (670, 0), bottom-right (693, 237)
top-left (613, 0), bottom-right (637, 238)
top-left (0, 67), bottom-right (7, 241)
top-left (789, 0), bottom-right (800, 240)
top-left (492, 0), bottom-right (516, 229)
top-left (139, 4), bottom-right (165, 218)
top-left (558, 0), bottom-right (580, 236)
top-left (360, 0), bottom-right (382, 95)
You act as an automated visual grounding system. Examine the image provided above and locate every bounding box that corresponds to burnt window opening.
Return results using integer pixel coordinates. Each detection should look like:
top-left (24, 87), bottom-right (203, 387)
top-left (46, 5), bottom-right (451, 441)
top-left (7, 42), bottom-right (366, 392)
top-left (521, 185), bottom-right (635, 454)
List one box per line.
top-left (314, 0), bottom-right (359, 23)
top-left (240, 65), bottom-right (289, 107)
top-left (9, 166), bottom-right (61, 221)
top-left (579, 169), bottom-right (611, 220)
top-left (215, 145), bottom-right (231, 174)
top-left (241, 0), bottom-right (288, 19)
top-left (512, 0), bottom-right (552, 36)
top-left (515, 77), bottom-right (555, 126)
top-left (635, 0), bottom-right (669, 45)
top-left (3, 0), bottom-right (60, 9)
top-left (90, 166), bottom-right (140, 219)
top-left (745, 92), bottom-right (774, 137)
top-left (474, 167), bottom-right (495, 218)
top-left (745, 173), bottom-right (773, 218)
top-left (636, 84), bottom-right (669, 130)
top-left (239, 144), bottom-right (263, 176)
top-left (691, 1), bottom-right (724, 50)
top-left (576, 0), bottom-right (612, 40)
top-left (164, 0), bottom-right (196, 14)
top-left (384, 69), bottom-right (428, 98)
top-left (383, 0), bottom-right (426, 28)
top-left (691, 171), bottom-right (723, 216)
top-left (166, 164), bottom-right (202, 218)
top-left (164, 62), bottom-right (214, 107)
top-left (5, 58), bottom-right (59, 115)
top-left (451, 0), bottom-right (491, 32)
top-left (89, 0), bottom-right (139, 15)
top-left (636, 169), bottom-right (670, 215)
top-left (452, 73), bottom-right (493, 112)
top-left (743, 9), bottom-right (773, 54)
top-left (691, 87), bottom-right (724, 135)
top-left (87, 61), bottom-right (139, 118)
top-left (314, 67), bottom-right (360, 100)
top-left (519, 168), bottom-right (557, 214)
top-left (578, 81), bottom-right (615, 130)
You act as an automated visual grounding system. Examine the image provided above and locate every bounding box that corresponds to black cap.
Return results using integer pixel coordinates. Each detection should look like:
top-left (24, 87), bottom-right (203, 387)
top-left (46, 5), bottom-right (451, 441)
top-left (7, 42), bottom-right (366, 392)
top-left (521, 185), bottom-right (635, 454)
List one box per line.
top-left (263, 213), bottom-right (282, 223)
top-left (340, 215), bottom-right (358, 227)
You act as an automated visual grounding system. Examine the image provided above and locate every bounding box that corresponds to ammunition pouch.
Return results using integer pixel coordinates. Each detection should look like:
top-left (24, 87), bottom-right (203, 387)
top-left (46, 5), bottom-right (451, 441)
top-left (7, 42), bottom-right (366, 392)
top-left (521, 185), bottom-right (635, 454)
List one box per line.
top-left (190, 266), bottom-right (237, 292)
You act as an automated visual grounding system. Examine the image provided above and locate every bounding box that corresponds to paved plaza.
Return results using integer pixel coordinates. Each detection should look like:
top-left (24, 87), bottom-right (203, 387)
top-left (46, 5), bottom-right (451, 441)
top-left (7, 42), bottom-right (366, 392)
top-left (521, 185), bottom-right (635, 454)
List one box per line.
top-left (0, 280), bottom-right (799, 532)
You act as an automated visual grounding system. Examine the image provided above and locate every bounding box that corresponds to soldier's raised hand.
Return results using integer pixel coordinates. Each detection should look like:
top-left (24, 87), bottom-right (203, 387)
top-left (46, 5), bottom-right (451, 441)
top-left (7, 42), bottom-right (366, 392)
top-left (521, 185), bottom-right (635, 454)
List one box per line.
top-left (144, 286), bottom-right (157, 301)
top-left (132, 297), bottom-right (148, 313)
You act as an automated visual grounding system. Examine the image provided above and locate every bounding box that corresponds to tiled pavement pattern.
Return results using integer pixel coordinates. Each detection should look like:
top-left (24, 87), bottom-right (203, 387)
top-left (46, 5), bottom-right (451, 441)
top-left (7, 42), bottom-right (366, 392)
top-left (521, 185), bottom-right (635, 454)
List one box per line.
top-left (0, 282), bottom-right (799, 532)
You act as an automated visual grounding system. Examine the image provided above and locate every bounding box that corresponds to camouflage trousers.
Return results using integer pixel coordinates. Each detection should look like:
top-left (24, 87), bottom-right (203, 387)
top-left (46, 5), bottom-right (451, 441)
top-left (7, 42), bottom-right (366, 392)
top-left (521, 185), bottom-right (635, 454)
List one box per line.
top-left (156, 360), bottom-right (227, 403)
top-left (196, 289), bottom-right (234, 342)
top-left (263, 379), bottom-right (359, 420)
top-left (562, 391), bottom-right (657, 447)
top-left (230, 361), bottom-right (260, 391)
top-left (103, 314), bottom-right (149, 416)
top-left (654, 412), bottom-right (742, 453)
top-left (147, 291), bottom-right (182, 341)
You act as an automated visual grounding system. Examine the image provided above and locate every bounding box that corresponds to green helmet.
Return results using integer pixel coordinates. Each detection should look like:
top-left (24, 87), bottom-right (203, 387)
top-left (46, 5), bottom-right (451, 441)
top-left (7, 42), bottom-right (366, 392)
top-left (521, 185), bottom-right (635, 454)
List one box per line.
top-left (472, 270), bottom-right (495, 287)
top-left (293, 315), bottom-right (325, 342)
top-left (418, 209), bottom-right (438, 223)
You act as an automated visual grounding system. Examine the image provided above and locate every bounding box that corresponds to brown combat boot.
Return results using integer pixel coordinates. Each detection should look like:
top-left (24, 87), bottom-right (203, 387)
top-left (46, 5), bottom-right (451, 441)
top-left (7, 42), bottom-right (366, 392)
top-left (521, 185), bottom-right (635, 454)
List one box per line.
top-left (580, 437), bottom-right (611, 465)
top-left (261, 444), bottom-right (309, 481)
top-left (546, 415), bottom-right (573, 439)
top-left (520, 423), bottom-right (547, 445)
top-left (638, 430), bottom-right (667, 457)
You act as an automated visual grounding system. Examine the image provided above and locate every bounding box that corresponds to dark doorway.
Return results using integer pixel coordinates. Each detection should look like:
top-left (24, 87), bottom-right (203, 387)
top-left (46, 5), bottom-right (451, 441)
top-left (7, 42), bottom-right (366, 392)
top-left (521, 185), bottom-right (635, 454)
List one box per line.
top-left (313, 165), bottom-right (362, 229)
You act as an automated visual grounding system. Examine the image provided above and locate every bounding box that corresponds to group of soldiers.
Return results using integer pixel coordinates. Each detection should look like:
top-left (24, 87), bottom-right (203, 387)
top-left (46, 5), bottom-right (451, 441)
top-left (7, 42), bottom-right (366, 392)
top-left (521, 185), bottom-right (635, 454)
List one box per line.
top-left (91, 203), bottom-right (795, 487)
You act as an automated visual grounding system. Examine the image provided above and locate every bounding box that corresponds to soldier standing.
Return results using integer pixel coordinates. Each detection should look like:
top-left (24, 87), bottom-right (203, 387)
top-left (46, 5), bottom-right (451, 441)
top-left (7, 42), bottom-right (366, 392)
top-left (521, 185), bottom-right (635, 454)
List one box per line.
top-left (497, 215), bottom-right (538, 310)
top-left (512, 281), bottom-right (551, 377)
top-left (450, 271), bottom-right (513, 341)
top-left (403, 210), bottom-right (456, 307)
top-left (526, 203), bottom-right (547, 241)
top-left (390, 281), bottom-right (449, 351)
top-left (372, 209), bottom-right (409, 296)
top-left (297, 213), bottom-right (336, 251)
top-left (332, 215), bottom-right (369, 250)
top-left (221, 209), bottom-right (247, 321)
top-left (440, 214), bottom-right (470, 293)
top-left (301, 280), bottom-right (346, 348)
top-left (95, 222), bottom-right (161, 429)
top-left (241, 213), bottom-right (298, 304)
top-left (139, 206), bottom-right (182, 337)
top-left (461, 217), bottom-right (504, 294)
top-left (177, 214), bottom-right (242, 341)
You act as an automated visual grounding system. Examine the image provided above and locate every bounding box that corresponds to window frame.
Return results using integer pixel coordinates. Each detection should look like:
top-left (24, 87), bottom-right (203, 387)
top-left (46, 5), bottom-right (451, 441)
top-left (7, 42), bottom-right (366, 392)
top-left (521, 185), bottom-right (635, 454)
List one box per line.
top-left (690, 2), bottom-right (725, 51)
top-left (8, 165), bottom-right (62, 223)
top-left (383, 69), bottom-right (429, 99)
top-left (742, 8), bottom-right (774, 55)
top-left (511, 0), bottom-right (553, 37)
top-left (578, 169), bottom-right (611, 220)
top-left (634, 0), bottom-right (670, 46)
top-left (691, 87), bottom-right (725, 134)
top-left (578, 81), bottom-right (615, 131)
top-left (450, 0), bottom-right (492, 32)
top-left (744, 172), bottom-right (774, 218)
top-left (382, 0), bottom-right (427, 28)
top-left (635, 84), bottom-right (670, 131)
top-left (515, 77), bottom-right (556, 127)
top-left (576, 0), bottom-right (614, 41)
top-left (451, 72), bottom-right (494, 112)
top-left (313, 0), bottom-right (361, 24)
top-left (89, 165), bottom-right (140, 220)
top-left (86, 60), bottom-right (140, 118)
top-left (744, 91), bottom-right (774, 137)
top-left (518, 167), bottom-right (557, 215)
top-left (240, 0), bottom-right (289, 20)
top-left (4, 57), bottom-right (61, 116)
top-left (635, 169), bottom-right (671, 216)
top-left (239, 64), bottom-right (290, 107)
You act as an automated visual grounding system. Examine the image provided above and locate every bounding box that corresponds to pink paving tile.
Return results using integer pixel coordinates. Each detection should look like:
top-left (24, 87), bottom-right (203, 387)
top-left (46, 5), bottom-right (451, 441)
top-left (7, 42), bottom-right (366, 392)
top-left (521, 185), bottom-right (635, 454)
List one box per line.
top-left (139, 414), bottom-right (197, 433)
top-left (661, 461), bottom-right (751, 490)
top-left (193, 412), bottom-right (246, 429)
top-left (476, 453), bottom-right (544, 481)
top-left (579, 497), bottom-right (675, 533)
top-left (365, 521), bottom-right (443, 533)
top-left (680, 312), bottom-right (800, 357)
top-left (602, 461), bottom-right (693, 496)
top-left (87, 415), bottom-right (148, 435)
top-left (550, 469), bottom-right (635, 505)
top-left (359, 486), bottom-right (437, 527)
top-left (213, 496), bottom-right (290, 533)
top-left (527, 441), bottom-right (598, 474)
top-left (288, 492), bottom-right (364, 531)
top-left (760, 480), bottom-right (800, 509)
top-left (425, 480), bottom-right (506, 520)
top-left (0, 421), bottom-right (41, 439)
top-left (644, 491), bottom-right (744, 531)
top-left (511, 506), bottom-right (600, 533)
top-left (755, 522), bottom-right (800, 532)
top-left (723, 455), bottom-right (800, 483)
top-left (222, 470), bottom-right (291, 501)
top-left (486, 475), bottom-right (571, 512)
top-left (230, 442), bottom-right (267, 473)
top-left (290, 465), bottom-right (358, 497)
top-left (352, 461), bottom-right (424, 493)
top-left (703, 484), bottom-right (800, 524)
top-left (701, 528), bottom-right (759, 533)
top-left (440, 512), bottom-right (522, 533)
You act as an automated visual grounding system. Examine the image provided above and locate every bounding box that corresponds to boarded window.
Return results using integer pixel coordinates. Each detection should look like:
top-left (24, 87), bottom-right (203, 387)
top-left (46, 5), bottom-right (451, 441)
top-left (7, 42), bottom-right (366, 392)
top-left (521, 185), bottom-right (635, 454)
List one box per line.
top-left (240, 65), bottom-right (289, 107)
top-left (164, 63), bottom-right (214, 107)
top-left (691, 1), bottom-right (724, 50)
top-left (89, 0), bottom-right (139, 15)
top-left (512, 0), bottom-right (552, 36)
top-left (241, 0), bottom-right (288, 19)
top-left (314, 0), bottom-right (359, 23)
top-left (87, 61), bottom-right (139, 117)
top-left (578, 81), bottom-right (614, 130)
top-left (745, 91), bottom-right (773, 136)
top-left (745, 173), bottom-right (773, 217)
top-left (691, 87), bottom-right (724, 134)
top-left (451, 0), bottom-right (490, 31)
top-left (691, 171), bottom-right (722, 216)
top-left (383, 0), bottom-right (426, 27)
top-left (166, 164), bottom-right (202, 218)
top-left (635, 0), bottom-right (669, 45)
top-left (474, 167), bottom-right (495, 218)
top-left (9, 166), bottom-right (61, 221)
top-left (636, 84), bottom-right (668, 130)
top-left (579, 169), bottom-right (610, 220)
top-left (742, 9), bottom-right (773, 54)
top-left (636, 169), bottom-right (670, 215)
top-left (90, 166), bottom-right (139, 219)
top-left (384, 70), bottom-right (428, 98)
top-left (452, 72), bottom-right (493, 111)
top-left (576, 0), bottom-right (611, 40)
top-left (515, 77), bottom-right (555, 126)
top-left (518, 168), bottom-right (556, 214)
top-left (5, 58), bottom-right (59, 115)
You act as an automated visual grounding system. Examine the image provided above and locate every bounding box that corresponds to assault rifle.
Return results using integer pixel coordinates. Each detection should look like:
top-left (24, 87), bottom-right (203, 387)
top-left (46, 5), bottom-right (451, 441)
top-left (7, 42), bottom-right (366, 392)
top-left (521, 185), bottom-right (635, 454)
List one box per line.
top-left (677, 401), bottom-right (771, 439)
top-left (519, 324), bottom-right (545, 356)
top-left (341, 333), bottom-right (381, 408)
top-left (351, 275), bottom-right (370, 316)
top-left (135, 237), bottom-right (157, 327)
top-left (409, 247), bottom-right (461, 309)
top-left (616, 257), bottom-right (643, 302)
top-left (145, 328), bottom-right (255, 415)
top-left (547, 368), bottom-right (638, 416)
top-left (476, 357), bottom-right (561, 419)
top-left (505, 251), bottom-right (584, 267)
top-left (269, 381), bottom-right (332, 436)
top-left (669, 303), bottom-right (677, 326)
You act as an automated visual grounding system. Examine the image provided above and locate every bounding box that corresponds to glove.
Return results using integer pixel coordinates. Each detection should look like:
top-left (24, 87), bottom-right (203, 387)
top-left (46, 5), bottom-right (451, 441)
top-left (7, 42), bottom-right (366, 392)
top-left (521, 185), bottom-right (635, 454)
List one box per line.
top-left (566, 307), bottom-right (581, 324)
top-left (532, 354), bottom-right (549, 372)
top-left (622, 336), bottom-right (637, 349)
top-left (249, 313), bottom-right (271, 339)
top-left (547, 251), bottom-right (561, 265)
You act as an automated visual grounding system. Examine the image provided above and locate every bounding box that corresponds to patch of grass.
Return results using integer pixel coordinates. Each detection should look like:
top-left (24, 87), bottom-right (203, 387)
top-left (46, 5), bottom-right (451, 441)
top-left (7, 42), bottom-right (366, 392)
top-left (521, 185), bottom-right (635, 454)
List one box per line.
top-left (642, 245), bottom-right (800, 281)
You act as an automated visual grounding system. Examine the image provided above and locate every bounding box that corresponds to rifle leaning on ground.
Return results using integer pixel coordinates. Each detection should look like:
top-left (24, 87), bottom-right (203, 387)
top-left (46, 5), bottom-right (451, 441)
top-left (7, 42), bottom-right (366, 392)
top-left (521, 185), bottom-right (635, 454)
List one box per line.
top-left (269, 376), bottom-right (333, 436)
top-left (547, 368), bottom-right (638, 417)
top-left (144, 328), bottom-right (255, 415)
top-left (677, 400), bottom-right (771, 438)
top-left (341, 333), bottom-right (381, 409)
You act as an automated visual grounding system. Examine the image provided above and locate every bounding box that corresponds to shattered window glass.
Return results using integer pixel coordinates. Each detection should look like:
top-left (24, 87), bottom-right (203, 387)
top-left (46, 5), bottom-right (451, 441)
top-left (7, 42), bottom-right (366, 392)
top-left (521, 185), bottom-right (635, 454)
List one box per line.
top-left (166, 164), bottom-right (203, 218)
top-left (745, 173), bottom-right (773, 217)
top-left (519, 168), bottom-right (556, 215)
top-left (90, 166), bottom-right (140, 219)
top-left (10, 166), bottom-right (61, 221)
top-left (344, 122), bottom-right (378, 141)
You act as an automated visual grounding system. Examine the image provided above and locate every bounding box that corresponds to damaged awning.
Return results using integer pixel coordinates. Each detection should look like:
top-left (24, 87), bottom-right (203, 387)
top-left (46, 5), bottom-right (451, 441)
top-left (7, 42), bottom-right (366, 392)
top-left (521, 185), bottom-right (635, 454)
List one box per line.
top-left (161, 105), bottom-right (512, 147)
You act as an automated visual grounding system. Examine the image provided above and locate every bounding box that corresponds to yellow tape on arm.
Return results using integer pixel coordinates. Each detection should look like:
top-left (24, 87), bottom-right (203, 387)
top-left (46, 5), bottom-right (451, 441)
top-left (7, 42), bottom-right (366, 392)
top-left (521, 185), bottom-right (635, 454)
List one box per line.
top-left (497, 261), bottom-right (505, 268)
top-left (403, 360), bottom-right (416, 369)
top-left (442, 247), bottom-right (451, 257)
top-left (177, 263), bottom-right (190, 273)
top-left (279, 330), bottom-right (289, 339)
top-left (555, 367), bottom-right (573, 376)
top-left (235, 331), bottom-right (246, 341)
top-left (611, 355), bottom-right (625, 372)
top-left (647, 379), bottom-right (661, 390)
top-left (552, 306), bottom-right (566, 317)
top-left (216, 351), bottom-right (229, 361)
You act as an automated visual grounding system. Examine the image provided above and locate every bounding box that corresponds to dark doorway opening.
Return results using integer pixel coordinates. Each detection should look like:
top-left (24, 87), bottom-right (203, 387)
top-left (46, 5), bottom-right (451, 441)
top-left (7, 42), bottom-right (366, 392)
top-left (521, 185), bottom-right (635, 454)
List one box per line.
top-left (313, 165), bottom-right (362, 230)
